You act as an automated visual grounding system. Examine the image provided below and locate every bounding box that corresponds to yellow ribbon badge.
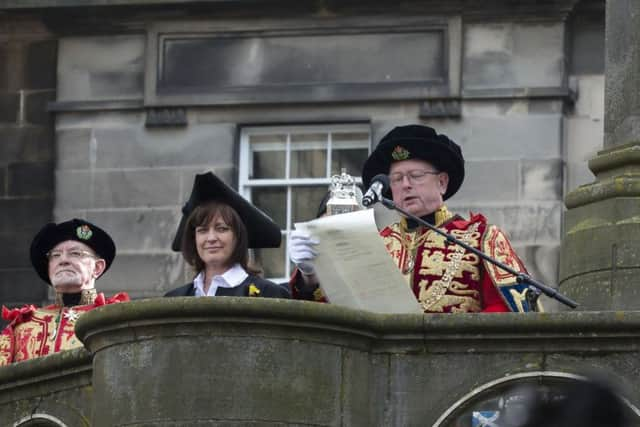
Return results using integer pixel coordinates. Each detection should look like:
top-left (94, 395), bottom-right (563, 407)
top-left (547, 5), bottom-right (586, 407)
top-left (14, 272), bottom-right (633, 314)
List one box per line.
top-left (249, 284), bottom-right (261, 297)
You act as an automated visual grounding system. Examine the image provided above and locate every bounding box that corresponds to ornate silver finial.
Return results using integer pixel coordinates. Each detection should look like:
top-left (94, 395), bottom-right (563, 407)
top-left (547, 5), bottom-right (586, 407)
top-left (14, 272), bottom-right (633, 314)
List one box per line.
top-left (326, 168), bottom-right (363, 216)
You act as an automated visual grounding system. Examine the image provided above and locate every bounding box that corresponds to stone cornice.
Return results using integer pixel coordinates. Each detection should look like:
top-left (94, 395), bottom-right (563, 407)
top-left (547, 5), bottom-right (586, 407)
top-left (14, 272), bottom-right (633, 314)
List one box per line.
top-left (75, 297), bottom-right (640, 353)
top-left (0, 348), bottom-right (91, 400)
top-left (0, 0), bottom-right (581, 20)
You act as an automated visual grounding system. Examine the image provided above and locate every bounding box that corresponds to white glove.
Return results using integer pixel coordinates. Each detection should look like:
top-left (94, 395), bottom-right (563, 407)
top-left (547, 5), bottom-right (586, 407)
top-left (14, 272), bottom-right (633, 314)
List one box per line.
top-left (289, 230), bottom-right (319, 275)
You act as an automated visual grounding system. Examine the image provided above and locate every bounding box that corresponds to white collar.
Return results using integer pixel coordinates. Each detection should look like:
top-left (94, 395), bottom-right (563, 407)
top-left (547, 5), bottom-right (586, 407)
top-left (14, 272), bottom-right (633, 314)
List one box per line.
top-left (193, 264), bottom-right (248, 297)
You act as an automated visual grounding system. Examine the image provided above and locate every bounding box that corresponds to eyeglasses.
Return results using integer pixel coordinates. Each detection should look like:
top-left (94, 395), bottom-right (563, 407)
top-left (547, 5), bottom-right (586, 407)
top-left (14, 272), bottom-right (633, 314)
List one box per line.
top-left (389, 169), bottom-right (440, 186)
top-left (46, 249), bottom-right (97, 261)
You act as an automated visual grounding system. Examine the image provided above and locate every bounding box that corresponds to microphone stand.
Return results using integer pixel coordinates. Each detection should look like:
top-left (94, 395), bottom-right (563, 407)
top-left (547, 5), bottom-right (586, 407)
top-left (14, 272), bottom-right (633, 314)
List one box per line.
top-left (378, 196), bottom-right (578, 309)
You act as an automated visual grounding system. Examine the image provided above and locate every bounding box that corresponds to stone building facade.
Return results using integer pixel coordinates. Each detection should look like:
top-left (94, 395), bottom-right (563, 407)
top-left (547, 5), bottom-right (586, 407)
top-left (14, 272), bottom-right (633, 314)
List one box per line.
top-left (0, 0), bottom-right (605, 310)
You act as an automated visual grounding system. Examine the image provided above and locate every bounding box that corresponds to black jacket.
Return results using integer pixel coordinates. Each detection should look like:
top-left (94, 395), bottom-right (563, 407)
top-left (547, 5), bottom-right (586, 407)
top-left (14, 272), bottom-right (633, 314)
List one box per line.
top-left (165, 274), bottom-right (290, 299)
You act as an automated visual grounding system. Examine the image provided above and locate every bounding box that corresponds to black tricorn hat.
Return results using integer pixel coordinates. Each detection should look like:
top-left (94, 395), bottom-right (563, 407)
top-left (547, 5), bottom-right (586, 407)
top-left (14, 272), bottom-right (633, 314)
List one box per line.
top-left (362, 125), bottom-right (465, 200)
top-left (172, 172), bottom-right (282, 251)
top-left (30, 218), bottom-right (116, 285)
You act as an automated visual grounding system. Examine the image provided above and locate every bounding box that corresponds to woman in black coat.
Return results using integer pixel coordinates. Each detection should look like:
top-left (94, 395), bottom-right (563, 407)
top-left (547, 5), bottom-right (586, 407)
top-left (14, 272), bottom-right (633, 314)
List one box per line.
top-left (165, 172), bottom-right (289, 299)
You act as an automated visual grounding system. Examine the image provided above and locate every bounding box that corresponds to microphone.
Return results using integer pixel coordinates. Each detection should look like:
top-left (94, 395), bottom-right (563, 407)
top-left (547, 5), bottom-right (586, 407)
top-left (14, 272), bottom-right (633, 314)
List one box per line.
top-left (362, 174), bottom-right (390, 207)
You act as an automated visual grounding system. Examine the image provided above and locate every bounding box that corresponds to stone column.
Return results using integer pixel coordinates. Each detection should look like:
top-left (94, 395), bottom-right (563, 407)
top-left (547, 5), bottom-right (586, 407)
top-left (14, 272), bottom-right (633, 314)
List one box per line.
top-left (560, 0), bottom-right (640, 309)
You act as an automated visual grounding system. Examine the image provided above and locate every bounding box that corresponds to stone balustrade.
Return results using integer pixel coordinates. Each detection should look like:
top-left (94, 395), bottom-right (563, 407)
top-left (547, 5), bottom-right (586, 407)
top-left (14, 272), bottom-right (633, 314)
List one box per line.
top-left (1, 298), bottom-right (639, 426)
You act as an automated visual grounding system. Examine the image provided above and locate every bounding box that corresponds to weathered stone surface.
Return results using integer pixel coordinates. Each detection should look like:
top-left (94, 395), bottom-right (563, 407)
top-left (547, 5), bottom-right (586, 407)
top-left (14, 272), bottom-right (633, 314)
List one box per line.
top-left (449, 202), bottom-right (562, 244)
top-left (87, 208), bottom-right (180, 252)
top-left (92, 169), bottom-right (182, 208)
top-left (520, 158), bottom-right (562, 200)
top-left (43, 300), bottom-right (639, 426)
top-left (0, 349), bottom-right (92, 425)
top-left (604, 0), bottom-right (640, 148)
top-left (0, 126), bottom-right (53, 165)
top-left (25, 39), bottom-right (56, 90)
top-left (564, 75), bottom-right (605, 191)
top-left (454, 159), bottom-right (519, 202)
top-left (572, 74), bottom-right (605, 118)
top-left (94, 333), bottom-right (345, 425)
top-left (55, 128), bottom-right (92, 170)
top-left (0, 167), bottom-right (5, 197)
top-left (514, 243), bottom-right (559, 285)
top-left (0, 230), bottom-right (36, 268)
top-left (56, 110), bottom-right (144, 128)
top-left (0, 92), bottom-right (18, 123)
top-left (568, 5), bottom-right (605, 75)
top-left (562, 211), bottom-right (640, 272)
top-left (461, 99), bottom-right (564, 116)
top-left (0, 43), bottom-right (7, 91)
top-left (7, 161), bottom-right (53, 197)
top-left (560, 269), bottom-right (640, 312)
top-left (565, 116), bottom-right (601, 191)
top-left (54, 170), bottom-right (90, 210)
top-left (93, 124), bottom-right (235, 168)
top-left (0, 268), bottom-right (47, 304)
top-left (98, 253), bottom-right (185, 297)
top-left (52, 208), bottom-right (88, 224)
top-left (463, 22), bottom-right (565, 90)
top-left (57, 35), bottom-right (145, 101)
top-left (0, 304), bottom-right (637, 422)
top-left (342, 349), bottom-right (373, 426)
top-left (436, 115), bottom-right (562, 160)
top-left (24, 89), bottom-right (55, 125)
top-left (0, 198), bottom-right (51, 233)
top-left (560, 191), bottom-right (640, 311)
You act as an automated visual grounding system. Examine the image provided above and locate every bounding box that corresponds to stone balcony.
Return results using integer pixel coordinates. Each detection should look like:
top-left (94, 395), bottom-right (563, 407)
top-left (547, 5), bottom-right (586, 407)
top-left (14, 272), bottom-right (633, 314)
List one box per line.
top-left (1, 298), bottom-right (639, 426)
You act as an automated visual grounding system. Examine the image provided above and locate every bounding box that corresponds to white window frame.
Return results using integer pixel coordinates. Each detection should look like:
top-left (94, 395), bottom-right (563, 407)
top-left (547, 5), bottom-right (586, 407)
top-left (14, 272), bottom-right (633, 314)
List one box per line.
top-left (239, 123), bottom-right (371, 282)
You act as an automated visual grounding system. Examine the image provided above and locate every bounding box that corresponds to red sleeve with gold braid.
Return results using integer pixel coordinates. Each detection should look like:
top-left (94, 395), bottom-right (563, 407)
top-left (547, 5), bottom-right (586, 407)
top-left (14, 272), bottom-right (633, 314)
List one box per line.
top-left (0, 304), bottom-right (38, 366)
top-left (0, 325), bottom-right (14, 366)
top-left (481, 225), bottom-right (534, 312)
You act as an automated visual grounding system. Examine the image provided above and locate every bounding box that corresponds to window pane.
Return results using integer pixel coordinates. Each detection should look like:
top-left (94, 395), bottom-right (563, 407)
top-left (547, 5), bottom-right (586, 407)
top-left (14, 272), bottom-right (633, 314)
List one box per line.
top-left (250, 134), bottom-right (286, 179)
top-left (291, 150), bottom-right (326, 179)
top-left (331, 148), bottom-right (369, 177)
top-left (290, 133), bottom-right (327, 178)
top-left (159, 31), bottom-right (445, 89)
top-left (292, 186), bottom-right (330, 224)
top-left (331, 132), bottom-right (369, 176)
top-left (254, 245), bottom-right (285, 278)
top-left (252, 187), bottom-right (286, 229)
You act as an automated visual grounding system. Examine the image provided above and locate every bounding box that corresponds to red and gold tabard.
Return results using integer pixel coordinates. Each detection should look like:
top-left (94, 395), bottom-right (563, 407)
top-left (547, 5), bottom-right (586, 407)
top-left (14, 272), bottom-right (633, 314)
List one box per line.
top-left (380, 206), bottom-right (534, 313)
top-left (0, 292), bottom-right (129, 365)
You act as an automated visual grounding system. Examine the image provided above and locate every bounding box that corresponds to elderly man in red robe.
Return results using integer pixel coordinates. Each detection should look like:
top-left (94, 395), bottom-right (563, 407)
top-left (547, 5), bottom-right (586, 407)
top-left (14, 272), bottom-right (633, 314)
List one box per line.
top-left (0, 219), bottom-right (129, 365)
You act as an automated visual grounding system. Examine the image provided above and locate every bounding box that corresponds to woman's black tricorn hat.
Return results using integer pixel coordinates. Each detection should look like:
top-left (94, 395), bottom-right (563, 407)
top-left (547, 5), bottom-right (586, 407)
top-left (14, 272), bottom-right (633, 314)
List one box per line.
top-left (30, 218), bottom-right (116, 285)
top-left (361, 124), bottom-right (465, 200)
top-left (171, 172), bottom-right (282, 251)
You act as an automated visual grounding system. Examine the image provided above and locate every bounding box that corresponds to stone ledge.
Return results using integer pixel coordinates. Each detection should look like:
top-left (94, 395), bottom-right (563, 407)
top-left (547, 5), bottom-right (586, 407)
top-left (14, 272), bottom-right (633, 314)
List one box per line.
top-left (588, 140), bottom-right (640, 175)
top-left (75, 297), bottom-right (640, 351)
top-left (0, 0), bottom-right (580, 15)
top-left (565, 175), bottom-right (640, 208)
top-left (0, 347), bottom-right (91, 394)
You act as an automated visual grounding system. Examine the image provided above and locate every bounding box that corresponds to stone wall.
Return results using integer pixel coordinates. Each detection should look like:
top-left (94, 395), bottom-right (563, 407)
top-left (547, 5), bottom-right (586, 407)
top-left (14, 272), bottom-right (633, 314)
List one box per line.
top-left (1, 298), bottom-right (639, 426)
top-left (0, 15), bottom-right (56, 310)
top-left (0, 348), bottom-right (92, 426)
